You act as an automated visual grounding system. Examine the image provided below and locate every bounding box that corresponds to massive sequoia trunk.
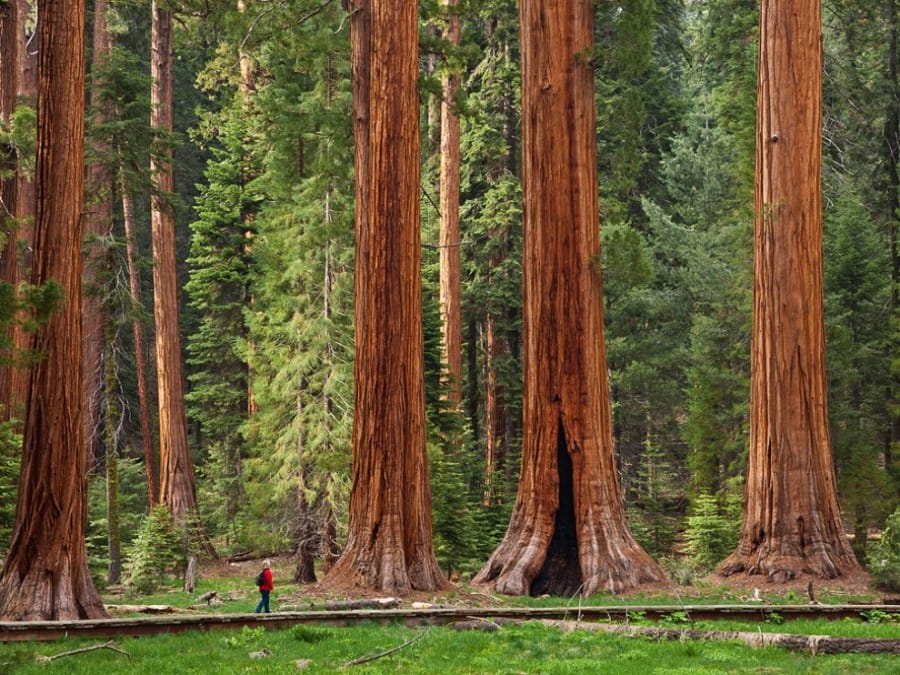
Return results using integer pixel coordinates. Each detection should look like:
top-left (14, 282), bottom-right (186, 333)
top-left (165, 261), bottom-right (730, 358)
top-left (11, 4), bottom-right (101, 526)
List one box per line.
top-left (719, 0), bottom-right (860, 582)
top-left (323, 0), bottom-right (445, 593)
top-left (0, 0), bottom-right (107, 620)
top-left (473, 0), bottom-right (664, 596)
top-left (150, 2), bottom-right (214, 556)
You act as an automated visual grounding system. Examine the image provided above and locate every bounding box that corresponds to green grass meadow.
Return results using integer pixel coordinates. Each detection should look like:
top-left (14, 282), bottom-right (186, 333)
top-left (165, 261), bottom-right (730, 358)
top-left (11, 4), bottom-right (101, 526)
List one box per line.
top-left (4, 619), bottom-right (900, 674)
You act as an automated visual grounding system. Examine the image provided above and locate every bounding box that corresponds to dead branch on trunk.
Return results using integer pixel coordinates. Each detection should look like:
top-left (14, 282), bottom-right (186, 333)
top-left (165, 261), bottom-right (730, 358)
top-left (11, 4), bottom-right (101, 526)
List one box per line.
top-left (541, 620), bottom-right (900, 655)
top-left (36, 641), bottom-right (132, 663)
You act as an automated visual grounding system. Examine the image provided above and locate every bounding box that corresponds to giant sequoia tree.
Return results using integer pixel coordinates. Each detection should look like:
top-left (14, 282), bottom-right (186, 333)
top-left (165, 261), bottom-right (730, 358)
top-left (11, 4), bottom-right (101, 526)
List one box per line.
top-left (0, 0), bottom-right (107, 620)
top-left (150, 2), bottom-right (213, 556)
top-left (719, 0), bottom-right (860, 582)
top-left (323, 0), bottom-right (444, 593)
top-left (473, 0), bottom-right (664, 596)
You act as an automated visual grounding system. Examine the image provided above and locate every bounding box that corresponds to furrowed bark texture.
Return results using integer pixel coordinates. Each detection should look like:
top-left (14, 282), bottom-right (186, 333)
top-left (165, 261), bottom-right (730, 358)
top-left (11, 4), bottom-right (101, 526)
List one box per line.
top-left (0, 0), bottom-right (107, 620)
top-left (151, 2), bottom-right (213, 556)
top-left (474, 0), bottom-right (664, 596)
top-left (323, 0), bottom-right (445, 593)
top-left (719, 0), bottom-right (859, 582)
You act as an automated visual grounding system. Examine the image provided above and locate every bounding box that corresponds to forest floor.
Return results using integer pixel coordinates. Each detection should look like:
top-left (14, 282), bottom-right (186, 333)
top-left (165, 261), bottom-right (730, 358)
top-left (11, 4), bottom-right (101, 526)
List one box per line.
top-left (200, 554), bottom-right (884, 610)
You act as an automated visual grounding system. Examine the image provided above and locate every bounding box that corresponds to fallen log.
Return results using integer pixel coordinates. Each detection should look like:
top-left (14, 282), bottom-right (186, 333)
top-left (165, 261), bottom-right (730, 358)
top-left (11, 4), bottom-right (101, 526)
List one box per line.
top-left (104, 604), bottom-right (181, 615)
top-left (324, 598), bottom-right (402, 611)
top-left (541, 620), bottom-right (900, 655)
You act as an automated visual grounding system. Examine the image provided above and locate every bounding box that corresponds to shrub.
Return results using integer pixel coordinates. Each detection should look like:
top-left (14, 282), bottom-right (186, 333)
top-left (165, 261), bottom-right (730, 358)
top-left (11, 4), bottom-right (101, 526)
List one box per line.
top-left (124, 505), bottom-right (185, 593)
top-left (869, 507), bottom-right (900, 592)
top-left (684, 492), bottom-right (738, 572)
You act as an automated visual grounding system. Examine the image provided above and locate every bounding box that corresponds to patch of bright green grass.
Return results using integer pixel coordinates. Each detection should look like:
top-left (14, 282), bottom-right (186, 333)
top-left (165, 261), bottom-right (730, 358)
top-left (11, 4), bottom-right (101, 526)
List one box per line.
top-left (7, 620), bottom-right (900, 674)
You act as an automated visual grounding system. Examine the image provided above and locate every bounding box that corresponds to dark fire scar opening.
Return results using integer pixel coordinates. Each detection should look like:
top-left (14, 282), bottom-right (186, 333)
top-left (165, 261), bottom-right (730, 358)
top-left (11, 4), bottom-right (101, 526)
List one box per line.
top-left (530, 421), bottom-right (582, 596)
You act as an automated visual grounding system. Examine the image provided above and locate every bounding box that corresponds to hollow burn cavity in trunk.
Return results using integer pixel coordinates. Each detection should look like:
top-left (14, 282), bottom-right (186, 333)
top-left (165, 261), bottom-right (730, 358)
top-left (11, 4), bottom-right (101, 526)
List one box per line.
top-left (530, 422), bottom-right (582, 597)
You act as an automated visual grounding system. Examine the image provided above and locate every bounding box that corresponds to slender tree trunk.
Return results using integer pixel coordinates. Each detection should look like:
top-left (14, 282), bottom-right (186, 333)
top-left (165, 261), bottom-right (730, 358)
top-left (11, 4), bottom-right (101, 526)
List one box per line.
top-left (83, 0), bottom-right (114, 469)
top-left (104, 320), bottom-right (121, 584)
top-left (120, 162), bottom-right (158, 507)
top-left (294, 468), bottom-right (317, 584)
top-left (719, 0), bottom-right (860, 582)
top-left (0, 0), bottom-right (107, 620)
top-left (0, 0), bottom-right (20, 421)
top-left (886, 0), bottom-right (899, 473)
top-left (324, 0), bottom-right (445, 593)
top-left (0, 0), bottom-right (32, 424)
top-left (11, 0), bottom-right (34, 415)
top-left (474, 0), bottom-right (663, 596)
top-left (483, 316), bottom-right (508, 504)
top-left (439, 0), bottom-right (462, 408)
top-left (150, 1), bottom-right (214, 556)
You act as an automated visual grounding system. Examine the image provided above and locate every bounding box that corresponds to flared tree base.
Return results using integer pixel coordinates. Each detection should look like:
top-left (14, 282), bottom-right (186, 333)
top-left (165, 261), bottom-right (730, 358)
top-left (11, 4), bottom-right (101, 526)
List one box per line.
top-left (322, 540), bottom-right (447, 596)
top-left (472, 533), bottom-right (666, 597)
top-left (719, 539), bottom-right (861, 583)
top-left (0, 563), bottom-right (107, 621)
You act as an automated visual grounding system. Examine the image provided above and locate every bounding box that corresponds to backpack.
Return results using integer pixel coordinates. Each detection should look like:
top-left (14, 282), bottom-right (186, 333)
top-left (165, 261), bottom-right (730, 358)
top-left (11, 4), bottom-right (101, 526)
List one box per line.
top-left (254, 569), bottom-right (265, 586)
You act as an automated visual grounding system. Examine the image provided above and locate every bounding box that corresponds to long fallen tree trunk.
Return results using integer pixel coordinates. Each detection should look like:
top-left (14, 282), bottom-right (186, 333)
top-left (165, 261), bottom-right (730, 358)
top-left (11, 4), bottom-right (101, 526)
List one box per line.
top-left (541, 620), bottom-right (900, 655)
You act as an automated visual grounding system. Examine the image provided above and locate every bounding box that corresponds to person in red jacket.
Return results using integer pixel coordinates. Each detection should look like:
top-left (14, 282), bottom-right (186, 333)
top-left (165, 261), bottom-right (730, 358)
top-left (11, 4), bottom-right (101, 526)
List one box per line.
top-left (255, 560), bottom-right (274, 613)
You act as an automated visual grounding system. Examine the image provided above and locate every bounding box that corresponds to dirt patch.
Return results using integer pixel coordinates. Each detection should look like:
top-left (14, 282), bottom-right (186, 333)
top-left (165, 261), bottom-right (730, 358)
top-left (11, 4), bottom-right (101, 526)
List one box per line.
top-left (200, 555), bottom-right (882, 607)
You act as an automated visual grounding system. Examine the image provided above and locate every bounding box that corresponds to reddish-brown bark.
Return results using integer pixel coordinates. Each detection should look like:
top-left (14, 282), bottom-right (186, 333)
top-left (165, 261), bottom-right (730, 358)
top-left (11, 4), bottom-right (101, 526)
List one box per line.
top-left (0, 0), bottom-right (33, 424)
top-left (0, 0), bottom-right (107, 620)
top-left (474, 0), bottom-right (664, 596)
top-left (121, 164), bottom-right (158, 507)
top-left (439, 0), bottom-right (462, 408)
top-left (323, 0), bottom-right (445, 593)
top-left (150, 2), bottom-right (214, 555)
top-left (719, 0), bottom-right (860, 582)
top-left (0, 1), bottom-right (20, 418)
top-left (82, 0), bottom-right (114, 467)
top-left (483, 316), bottom-right (508, 504)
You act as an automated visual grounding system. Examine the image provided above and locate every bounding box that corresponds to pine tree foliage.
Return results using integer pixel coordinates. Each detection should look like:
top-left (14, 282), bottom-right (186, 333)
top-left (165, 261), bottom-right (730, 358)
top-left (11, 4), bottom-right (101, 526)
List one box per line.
top-left (684, 492), bottom-right (740, 573)
top-left (0, 0), bottom-right (891, 588)
top-left (237, 0), bottom-right (354, 555)
top-left (458, 0), bottom-right (523, 510)
top-left (185, 109), bottom-right (256, 544)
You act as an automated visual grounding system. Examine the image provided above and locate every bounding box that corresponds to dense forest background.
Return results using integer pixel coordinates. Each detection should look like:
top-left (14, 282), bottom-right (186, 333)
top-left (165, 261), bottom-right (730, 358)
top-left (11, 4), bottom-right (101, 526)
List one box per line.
top-left (1, 0), bottom-right (898, 587)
